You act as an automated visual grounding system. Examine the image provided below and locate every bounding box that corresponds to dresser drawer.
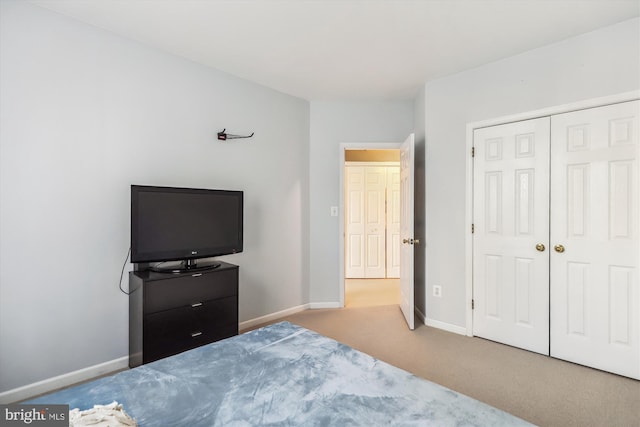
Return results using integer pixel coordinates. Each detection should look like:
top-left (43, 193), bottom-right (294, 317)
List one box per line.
top-left (143, 321), bottom-right (238, 364)
top-left (144, 268), bottom-right (237, 314)
top-left (143, 296), bottom-right (238, 363)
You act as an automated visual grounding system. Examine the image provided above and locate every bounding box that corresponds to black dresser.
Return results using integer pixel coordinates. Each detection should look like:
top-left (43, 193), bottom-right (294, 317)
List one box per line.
top-left (128, 261), bottom-right (238, 367)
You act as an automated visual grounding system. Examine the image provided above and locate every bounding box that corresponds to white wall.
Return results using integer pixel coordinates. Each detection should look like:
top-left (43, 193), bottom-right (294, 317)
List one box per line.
top-left (309, 101), bottom-right (413, 304)
top-left (0, 2), bottom-right (309, 394)
top-left (423, 18), bottom-right (640, 329)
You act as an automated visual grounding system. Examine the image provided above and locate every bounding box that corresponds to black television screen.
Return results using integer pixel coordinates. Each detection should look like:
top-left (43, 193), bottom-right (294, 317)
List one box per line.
top-left (131, 185), bottom-right (243, 267)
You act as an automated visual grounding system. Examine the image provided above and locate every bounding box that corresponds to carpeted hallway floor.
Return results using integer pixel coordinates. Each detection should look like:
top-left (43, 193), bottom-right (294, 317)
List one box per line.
top-left (345, 278), bottom-right (399, 307)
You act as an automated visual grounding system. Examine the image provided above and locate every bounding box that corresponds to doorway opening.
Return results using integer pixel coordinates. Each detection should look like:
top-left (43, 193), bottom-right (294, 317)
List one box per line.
top-left (340, 146), bottom-right (401, 308)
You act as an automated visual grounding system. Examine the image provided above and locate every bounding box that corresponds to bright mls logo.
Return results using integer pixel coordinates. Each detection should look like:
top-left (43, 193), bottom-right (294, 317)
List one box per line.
top-left (1, 405), bottom-right (67, 426)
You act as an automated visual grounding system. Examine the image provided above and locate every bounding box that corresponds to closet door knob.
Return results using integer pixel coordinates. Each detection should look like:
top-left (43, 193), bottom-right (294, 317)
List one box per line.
top-left (536, 243), bottom-right (545, 252)
top-left (554, 244), bottom-right (565, 253)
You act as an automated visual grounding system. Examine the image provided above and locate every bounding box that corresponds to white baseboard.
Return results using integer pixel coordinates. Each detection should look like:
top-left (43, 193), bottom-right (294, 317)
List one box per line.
top-left (0, 356), bottom-right (129, 404)
top-left (239, 304), bottom-right (310, 331)
top-left (424, 318), bottom-right (467, 335)
top-left (3, 300), bottom-right (387, 403)
top-left (309, 302), bottom-right (341, 309)
top-left (415, 306), bottom-right (426, 324)
top-left (5, 302), bottom-right (314, 404)
top-left (239, 302), bottom-right (341, 331)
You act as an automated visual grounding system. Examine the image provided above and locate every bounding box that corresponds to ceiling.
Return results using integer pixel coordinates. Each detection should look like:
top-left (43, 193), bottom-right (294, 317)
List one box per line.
top-left (29, 0), bottom-right (640, 101)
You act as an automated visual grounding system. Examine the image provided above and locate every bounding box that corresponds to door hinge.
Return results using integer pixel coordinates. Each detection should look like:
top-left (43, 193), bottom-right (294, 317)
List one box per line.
top-left (471, 223), bottom-right (475, 234)
top-left (471, 147), bottom-right (475, 157)
top-left (472, 299), bottom-right (475, 310)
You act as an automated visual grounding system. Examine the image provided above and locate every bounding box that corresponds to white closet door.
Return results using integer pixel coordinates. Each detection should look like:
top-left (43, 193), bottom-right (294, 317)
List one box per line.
top-left (345, 165), bottom-right (390, 279)
top-left (386, 167), bottom-right (401, 278)
top-left (550, 100), bottom-right (639, 379)
top-left (473, 117), bottom-right (551, 355)
top-left (364, 167), bottom-right (387, 278)
top-left (345, 167), bottom-right (365, 278)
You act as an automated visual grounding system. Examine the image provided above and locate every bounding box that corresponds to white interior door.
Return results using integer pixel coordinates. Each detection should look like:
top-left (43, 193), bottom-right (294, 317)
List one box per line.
top-left (400, 134), bottom-right (415, 330)
top-left (345, 166), bottom-right (365, 278)
top-left (364, 167), bottom-right (387, 278)
top-left (550, 100), bottom-right (639, 379)
top-left (386, 168), bottom-right (401, 278)
top-left (345, 165), bottom-right (391, 278)
top-left (473, 117), bottom-right (551, 355)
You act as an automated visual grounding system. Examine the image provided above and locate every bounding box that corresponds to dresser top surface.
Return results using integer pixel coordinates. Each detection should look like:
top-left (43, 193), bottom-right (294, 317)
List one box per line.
top-left (131, 261), bottom-right (238, 281)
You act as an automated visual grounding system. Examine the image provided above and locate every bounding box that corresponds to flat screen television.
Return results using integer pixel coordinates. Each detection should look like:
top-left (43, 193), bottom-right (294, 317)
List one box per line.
top-left (131, 185), bottom-right (243, 272)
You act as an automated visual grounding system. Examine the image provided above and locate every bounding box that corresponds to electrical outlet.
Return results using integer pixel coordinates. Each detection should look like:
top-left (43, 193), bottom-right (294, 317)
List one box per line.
top-left (433, 285), bottom-right (442, 297)
top-left (330, 206), bottom-right (338, 217)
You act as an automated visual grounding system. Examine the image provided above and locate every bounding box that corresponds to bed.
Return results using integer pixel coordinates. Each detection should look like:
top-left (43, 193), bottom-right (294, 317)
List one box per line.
top-left (29, 322), bottom-right (532, 426)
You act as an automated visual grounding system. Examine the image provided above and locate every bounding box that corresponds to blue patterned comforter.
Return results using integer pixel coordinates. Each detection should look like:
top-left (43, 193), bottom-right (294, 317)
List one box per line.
top-left (29, 322), bottom-right (532, 426)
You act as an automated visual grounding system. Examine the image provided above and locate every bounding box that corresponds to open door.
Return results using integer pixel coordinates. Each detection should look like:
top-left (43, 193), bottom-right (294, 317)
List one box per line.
top-left (400, 134), bottom-right (415, 329)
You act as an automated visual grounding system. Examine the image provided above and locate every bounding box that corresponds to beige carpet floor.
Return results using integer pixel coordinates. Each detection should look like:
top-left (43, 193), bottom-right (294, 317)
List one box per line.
top-left (248, 304), bottom-right (640, 427)
top-left (345, 278), bottom-right (399, 307)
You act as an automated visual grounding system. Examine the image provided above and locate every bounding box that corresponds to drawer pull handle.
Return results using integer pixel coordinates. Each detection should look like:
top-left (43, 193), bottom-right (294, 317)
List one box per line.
top-left (191, 331), bottom-right (203, 338)
top-left (191, 302), bottom-right (203, 308)
top-left (192, 273), bottom-right (202, 277)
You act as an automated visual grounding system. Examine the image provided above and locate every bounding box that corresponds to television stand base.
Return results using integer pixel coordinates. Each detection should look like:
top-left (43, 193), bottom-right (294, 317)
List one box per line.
top-left (150, 259), bottom-right (222, 274)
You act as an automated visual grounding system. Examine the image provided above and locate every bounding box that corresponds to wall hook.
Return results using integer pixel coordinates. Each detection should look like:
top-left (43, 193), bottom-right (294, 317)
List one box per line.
top-left (217, 129), bottom-right (254, 141)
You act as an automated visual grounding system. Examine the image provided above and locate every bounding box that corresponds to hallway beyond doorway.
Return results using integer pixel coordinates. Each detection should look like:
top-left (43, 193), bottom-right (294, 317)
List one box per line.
top-left (345, 279), bottom-right (400, 308)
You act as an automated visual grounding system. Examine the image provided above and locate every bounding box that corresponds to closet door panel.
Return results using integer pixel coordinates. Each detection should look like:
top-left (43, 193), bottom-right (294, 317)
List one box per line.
top-left (364, 167), bottom-right (387, 278)
top-left (345, 164), bottom-right (399, 279)
top-left (473, 117), bottom-right (551, 355)
top-left (345, 167), bottom-right (365, 278)
top-left (550, 100), bottom-right (639, 379)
